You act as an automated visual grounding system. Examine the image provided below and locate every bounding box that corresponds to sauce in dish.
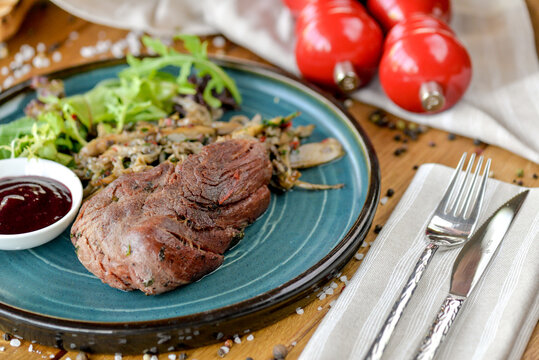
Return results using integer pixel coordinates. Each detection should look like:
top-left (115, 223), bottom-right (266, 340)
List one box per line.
top-left (0, 176), bottom-right (72, 235)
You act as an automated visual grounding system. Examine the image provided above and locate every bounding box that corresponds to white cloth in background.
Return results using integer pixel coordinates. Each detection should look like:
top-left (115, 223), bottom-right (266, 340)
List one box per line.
top-left (51, 0), bottom-right (539, 164)
top-left (300, 164), bottom-right (539, 360)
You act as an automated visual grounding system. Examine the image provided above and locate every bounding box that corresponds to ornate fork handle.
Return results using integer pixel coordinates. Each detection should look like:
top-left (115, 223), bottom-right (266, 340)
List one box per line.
top-left (413, 294), bottom-right (465, 360)
top-left (364, 243), bottom-right (439, 360)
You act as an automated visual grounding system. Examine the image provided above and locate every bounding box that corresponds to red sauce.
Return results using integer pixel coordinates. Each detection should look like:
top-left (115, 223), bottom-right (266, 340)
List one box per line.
top-left (0, 176), bottom-right (72, 235)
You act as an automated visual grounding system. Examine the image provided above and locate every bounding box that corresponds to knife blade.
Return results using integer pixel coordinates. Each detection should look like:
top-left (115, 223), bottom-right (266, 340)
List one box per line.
top-left (413, 190), bottom-right (529, 360)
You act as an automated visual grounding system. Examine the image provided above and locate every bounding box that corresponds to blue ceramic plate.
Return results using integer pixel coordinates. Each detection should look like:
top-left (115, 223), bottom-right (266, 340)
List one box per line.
top-left (0, 59), bottom-right (379, 353)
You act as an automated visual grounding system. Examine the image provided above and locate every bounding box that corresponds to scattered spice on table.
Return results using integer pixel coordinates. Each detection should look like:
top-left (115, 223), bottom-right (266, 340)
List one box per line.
top-left (386, 188), bottom-right (395, 197)
top-left (218, 345), bottom-right (230, 357)
top-left (413, 165), bottom-right (419, 170)
top-left (473, 139), bottom-right (482, 146)
top-left (447, 133), bottom-right (456, 141)
top-left (533, 173), bottom-right (538, 179)
top-left (373, 224), bottom-right (383, 234)
top-left (394, 146), bottom-right (407, 156)
top-left (516, 169), bottom-right (524, 177)
top-left (428, 141), bottom-right (436, 147)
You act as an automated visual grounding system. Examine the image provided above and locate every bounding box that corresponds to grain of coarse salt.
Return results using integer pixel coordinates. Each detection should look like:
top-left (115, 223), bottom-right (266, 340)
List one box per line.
top-left (168, 354), bottom-right (177, 360)
top-left (69, 31), bottom-right (79, 41)
top-left (212, 36), bottom-right (226, 48)
top-left (234, 336), bottom-right (241, 344)
top-left (329, 300), bottom-right (336, 307)
top-left (318, 293), bottom-right (327, 300)
top-left (3, 76), bottom-right (14, 88)
top-left (114, 353), bottom-right (122, 360)
top-left (37, 42), bottom-right (46, 53)
top-left (317, 306), bottom-right (323, 311)
top-left (0, 346), bottom-right (5, 351)
top-left (28, 344), bottom-right (33, 352)
top-left (10, 338), bottom-right (22, 347)
top-left (151, 356), bottom-right (158, 360)
top-left (246, 334), bottom-right (254, 341)
top-left (80, 46), bottom-right (96, 58)
top-left (296, 307), bottom-right (304, 315)
top-left (380, 196), bottom-right (388, 205)
top-left (330, 282), bottom-right (338, 289)
top-left (1, 66), bottom-right (8, 75)
top-left (52, 51), bottom-right (62, 62)
top-left (354, 253), bottom-right (364, 260)
top-left (344, 99), bottom-right (353, 108)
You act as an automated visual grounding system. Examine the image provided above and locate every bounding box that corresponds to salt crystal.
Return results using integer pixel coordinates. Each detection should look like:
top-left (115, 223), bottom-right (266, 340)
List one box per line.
top-left (219, 346), bottom-right (230, 354)
top-left (361, 241), bottom-right (368, 248)
top-left (325, 288), bottom-right (334, 295)
top-left (317, 306), bottom-right (322, 311)
top-left (329, 300), bottom-right (336, 307)
top-left (243, 329), bottom-right (250, 333)
top-left (21, 45), bottom-right (35, 61)
top-left (168, 355), bottom-right (177, 360)
top-left (96, 40), bottom-right (111, 53)
top-left (114, 353), bottom-right (122, 360)
top-left (10, 338), bottom-right (21, 347)
top-left (234, 336), bottom-right (241, 344)
top-left (50, 355), bottom-right (55, 358)
top-left (52, 51), bottom-right (62, 62)
top-left (291, 341), bottom-right (297, 346)
top-left (3, 76), bottom-right (14, 88)
top-left (246, 334), bottom-right (254, 341)
top-left (37, 42), bottom-right (46, 53)
top-left (339, 275), bottom-right (348, 283)
top-left (354, 253), bottom-right (364, 260)
top-left (319, 293), bottom-right (326, 300)
top-left (380, 196), bottom-right (388, 205)
top-left (14, 52), bottom-right (24, 63)
top-left (28, 344), bottom-right (33, 352)
top-left (13, 69), bottom-right (22, 79)
top-left (80, 46), bottom-right (96, 58)
top-left (98, 30), bottom-right (107, 39)
top-left (296, 307), bottom-right (304, 315)
top-left (0, 42), bottom-right (8, 59)
top-left (150, 355), bottom-right (158, 360)
top-left (330, 282), bottom-right (338, 289)
top-left (1, 66), bottom-right (8, 75)
top-left (0, 346), bottom-right (4, 351)
top-left (69, 31), bottom-right (79, 40)
top-left (344, 99), bottom-right (353, 108)
top-left (212, 36), bottom-right (226, 48)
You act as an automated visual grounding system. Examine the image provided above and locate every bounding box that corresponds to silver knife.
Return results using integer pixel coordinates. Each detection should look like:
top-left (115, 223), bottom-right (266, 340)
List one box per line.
top-left (413, 190), bottom-right (529, 360)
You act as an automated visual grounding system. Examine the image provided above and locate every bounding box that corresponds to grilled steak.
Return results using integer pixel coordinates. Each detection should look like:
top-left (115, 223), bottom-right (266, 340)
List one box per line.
top-left (71, 139), bottom-right (272, 295)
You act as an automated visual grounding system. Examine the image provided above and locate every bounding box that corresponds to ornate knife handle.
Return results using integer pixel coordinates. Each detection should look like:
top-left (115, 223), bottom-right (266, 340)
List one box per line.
top-left (413, 294), bottom-right (465, 360)
top-left (364, 243), bottom-right (439, 360)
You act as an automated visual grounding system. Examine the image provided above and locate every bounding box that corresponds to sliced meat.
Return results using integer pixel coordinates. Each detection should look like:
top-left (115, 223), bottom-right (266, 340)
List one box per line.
top-left (71, 139), bottom-right (271, 295)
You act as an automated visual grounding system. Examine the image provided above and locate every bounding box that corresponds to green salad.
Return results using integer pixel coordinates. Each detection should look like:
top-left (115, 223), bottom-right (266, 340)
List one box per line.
top-left (0, 35), bottom-right (241, 166)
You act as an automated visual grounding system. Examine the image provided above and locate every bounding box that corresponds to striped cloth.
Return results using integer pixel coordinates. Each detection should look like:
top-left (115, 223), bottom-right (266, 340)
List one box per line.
top-left (299, 164), bottom-right (539, 360)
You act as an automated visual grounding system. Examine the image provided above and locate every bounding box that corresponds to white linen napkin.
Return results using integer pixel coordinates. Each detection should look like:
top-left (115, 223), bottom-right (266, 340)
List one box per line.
top-left (299, 163), bottom-right (539, 360)
top-left (50, 0), bottom-right (539, 164)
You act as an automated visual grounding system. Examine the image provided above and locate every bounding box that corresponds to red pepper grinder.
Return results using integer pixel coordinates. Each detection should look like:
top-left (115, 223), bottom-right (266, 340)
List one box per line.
top-left (378, 14), bottom-right (471, 113)
top-left (293, 0), bottom-right (384, 91)
top-left (367, 0), bottom-right (451, 32)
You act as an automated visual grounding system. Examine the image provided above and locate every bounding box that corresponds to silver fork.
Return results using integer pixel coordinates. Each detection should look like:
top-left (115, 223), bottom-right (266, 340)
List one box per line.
top-left (364, 153), bottom-right (491, 360)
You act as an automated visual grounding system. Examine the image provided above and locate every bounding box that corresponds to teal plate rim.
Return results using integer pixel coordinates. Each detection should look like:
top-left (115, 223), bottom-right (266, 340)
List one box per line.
top-left (0, 58), bottom-right (380, 353)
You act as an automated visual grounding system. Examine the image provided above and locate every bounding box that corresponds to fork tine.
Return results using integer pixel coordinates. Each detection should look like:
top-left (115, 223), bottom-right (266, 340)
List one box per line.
top-left (465, 159), bottom-right (491, 225)
top-left (450, 153), bottom-right (476, 215)
top-left (437, 153), bottom-right (467, 214)
top-left (460, 156), bottom-right (484, 218)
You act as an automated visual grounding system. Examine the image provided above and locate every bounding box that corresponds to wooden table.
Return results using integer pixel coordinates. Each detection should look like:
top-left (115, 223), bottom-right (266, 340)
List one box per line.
top-left (0, 2), bottom-right (537, 359)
